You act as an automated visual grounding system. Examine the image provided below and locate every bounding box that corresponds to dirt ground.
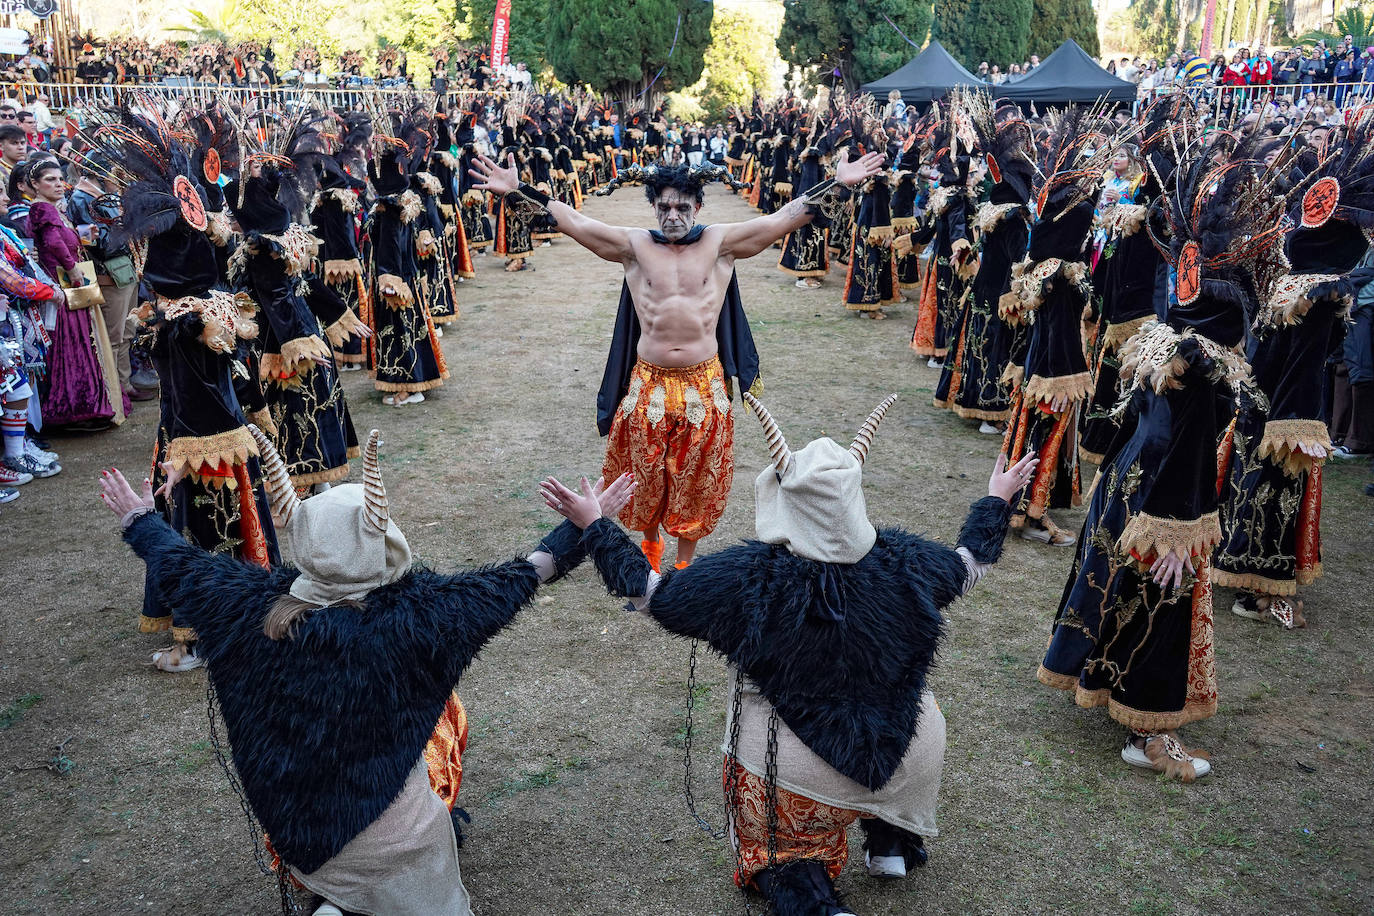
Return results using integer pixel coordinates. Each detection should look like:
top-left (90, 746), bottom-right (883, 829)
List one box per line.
top-left (2, 185), bottom-right (1372, 916)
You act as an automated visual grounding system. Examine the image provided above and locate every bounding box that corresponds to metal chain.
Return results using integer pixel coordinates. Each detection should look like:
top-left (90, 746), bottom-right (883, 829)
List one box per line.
top-left (682, 640), bottom-right (725, 839)
top-left (206, 683), bottom-right (302, 915)
top-left (764, 708), bottom-right (781, 875)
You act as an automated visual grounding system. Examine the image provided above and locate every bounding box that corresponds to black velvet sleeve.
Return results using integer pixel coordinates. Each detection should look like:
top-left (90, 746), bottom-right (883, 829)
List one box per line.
top-left (244, 252), bottom-right (318, 346)
top-left (303, 274), bottom-right (349, 326)
top-left (956, 496), bottom-right (1013, 565)
top-left (1138, 339), bottom-right (1226, 526)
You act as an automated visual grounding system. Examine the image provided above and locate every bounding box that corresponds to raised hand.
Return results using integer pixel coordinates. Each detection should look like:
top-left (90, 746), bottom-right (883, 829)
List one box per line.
top-left (836, 151), bottom-right (886, 188)
top-left (154, 460), bottom-right (185, 501)
top-left (540, 475), bottom-right (604, 529)
top-left (467, 153), bottom-right (519, 195)
top-left (99, 467), bottom-right (154, 520)
top-left (989, 451), bottom-right (1038, 503)
top-left (596, 472), bottom-right (635, 519)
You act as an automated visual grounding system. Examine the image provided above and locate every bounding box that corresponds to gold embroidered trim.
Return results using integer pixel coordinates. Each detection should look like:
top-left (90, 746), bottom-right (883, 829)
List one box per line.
top-left (288, 462), bottom-right (351, 487)
top-left (647, 385), bottom-right (667, 425)
top-left (416, 171), bottom-right (443, 196)
top-left (1261, 273), bottom-right (1347, 326)
top-left (371, 371), bottom-right (450, 393)
top-left (377, 274), bottom-right (415, 308)
top-left (684, 386), bottom-right (707, 426)
top-left (1036, 665), bottom-right (1079, 690)
top-left (324, 309), bottom-right (368, 348)
top-left (1004, 257), bottom-right (1089, 320)
top-left (1023, 372), bottom-right (1093, 405)
top-left (866, 225), bottom-right (894, 246)
top-left (206, 210), bottom-right (234, 247)
top-left (247, 407), bottom-right (277, 438)
top-left (415, 229), bottom-right (439, 258)
top-left (1117, 510), bottom-right (1221, 562)
top-left (710, 375), bottom-right (732, 416)
top-left (249, 224), bottom-right (321, 276)
top-left (1256, 418), bottom-right (1330, 477)
top-left (1101, 313), bottom-right (1152, 351)
top-left (619, 374), bottom-right (643, 417)
top-left (158, 290), bottom-right (250, 354)
top-left (399, 190), bottom-right (422, 224)
top-left (928, 185), bottom-right (956, 216)
top-left (461, 189), bottom-right (485, 208)
top-left (1000, 362), bottom-right (1025, 389)
top-left (975, 202), bottom-right (1023, 234)
top-left (1118, 320), bottom-right (1254, 396)
top-left (891, 216), bottom-right (918, 232)
top-left (773, 181), bottom-right (793, 196)
top-left (164, 426), bottom-right (259, 482)
top-left (323, 258), bottom-right (363, 284)
top-left (1073, 688), bottom-right (1217, 731)
top-left (1210, 566), bottom-right (1319, 595)
top-left (1102, 203), bottom-right (1148, 238)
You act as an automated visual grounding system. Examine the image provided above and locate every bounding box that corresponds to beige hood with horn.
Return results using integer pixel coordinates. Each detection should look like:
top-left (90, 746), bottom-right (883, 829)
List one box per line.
top-left (250, 425), bottom-right (413, 606)
top-left (747, 393), bottom-right (896, 565)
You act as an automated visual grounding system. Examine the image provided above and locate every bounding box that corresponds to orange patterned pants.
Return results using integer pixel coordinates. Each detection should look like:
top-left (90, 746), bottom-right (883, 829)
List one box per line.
top-left (724, 759), bottom-right (861, 887)
top-left (425, 692), bottom-right (469, 811)
top-left (602, 356), bottom-right (735, 541)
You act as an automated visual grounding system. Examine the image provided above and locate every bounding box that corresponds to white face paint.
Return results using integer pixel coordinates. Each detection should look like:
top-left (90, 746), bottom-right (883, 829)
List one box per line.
top-left (652, 187), bottom-right (700, 241)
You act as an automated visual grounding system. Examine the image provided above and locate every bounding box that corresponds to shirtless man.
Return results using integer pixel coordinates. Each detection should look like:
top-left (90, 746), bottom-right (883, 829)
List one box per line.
top-left (469, 153), bottom-right (884, 569)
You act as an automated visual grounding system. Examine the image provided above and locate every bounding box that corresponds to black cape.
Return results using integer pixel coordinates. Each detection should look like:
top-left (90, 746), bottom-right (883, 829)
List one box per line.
top-left (595, 224), bottom-right (761, 436)
top-left (123, 514), bottom-right (542, 874)
top-left (581, 497), bottom-right (1012, 790)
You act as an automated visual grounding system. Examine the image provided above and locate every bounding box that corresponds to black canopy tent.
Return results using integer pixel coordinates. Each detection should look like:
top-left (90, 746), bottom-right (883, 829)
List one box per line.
top-left (860, 39), bottom-right (982, 104)
top-left (993, 40), bottom-right (1136, 106)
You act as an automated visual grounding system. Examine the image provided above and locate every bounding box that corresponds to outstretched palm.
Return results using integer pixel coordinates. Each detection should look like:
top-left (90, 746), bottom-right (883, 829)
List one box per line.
top-left (467, 153), bottom-right (519, 195)
top-left (836, 151), bottom-right (886, 187)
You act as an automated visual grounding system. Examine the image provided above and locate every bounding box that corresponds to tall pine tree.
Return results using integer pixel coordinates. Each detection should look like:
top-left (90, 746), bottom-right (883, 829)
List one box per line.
top-left (546, 0), bottom-right (711, 100)
top-left (1027, 0), bottom-right (1100, 58)
top-left (932, 0), bottom-right (1033, 70)
top-left (777, 0), bottom-right (933, 89)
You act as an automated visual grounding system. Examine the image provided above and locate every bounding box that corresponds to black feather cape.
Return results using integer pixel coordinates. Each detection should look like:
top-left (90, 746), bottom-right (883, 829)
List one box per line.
top-left (123, 514), bottom-right (542, 873)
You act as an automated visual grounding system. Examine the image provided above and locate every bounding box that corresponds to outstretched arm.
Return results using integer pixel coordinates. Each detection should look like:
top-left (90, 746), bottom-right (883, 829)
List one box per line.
top-left (468, 153), bottom-right (636, 263)
top-left (718, 151), bottom-right (886, 260)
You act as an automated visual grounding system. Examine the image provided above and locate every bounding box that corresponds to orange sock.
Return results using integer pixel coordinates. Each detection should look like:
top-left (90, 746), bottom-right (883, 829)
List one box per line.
top-left (641, 538), bottom-right (663, 574)
top-left (674, 560), bottom-right (690, 570)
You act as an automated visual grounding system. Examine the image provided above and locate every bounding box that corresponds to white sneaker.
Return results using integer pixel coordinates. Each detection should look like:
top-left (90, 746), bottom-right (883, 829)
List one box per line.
top-left (865, 851), bottom-right (907, 878)
top-left (978, 421), bottom-right (1002, 435)
top-left (313, 905), bottom-right (344, 916)
top-left (434, 326), bottom-right (444, 337)
top-left (0, 462), bottom-right (33, 486)
top-left (1330, 445), bottom-right (1371, 460)
top-left (927, 357), bottom-right (945, 369)
top-left (25, 439), bottom-right (58, 464)
top-left (151, 646), bottom-right (204, 673)
top-left (1121, 734), bottom-right (1212, 780)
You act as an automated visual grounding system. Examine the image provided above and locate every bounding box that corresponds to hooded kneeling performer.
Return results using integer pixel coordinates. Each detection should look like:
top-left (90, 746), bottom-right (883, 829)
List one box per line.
top-left (540, 394), bottom-right (1037, 916)
top-left (99, 428), bottom-right (630, 916)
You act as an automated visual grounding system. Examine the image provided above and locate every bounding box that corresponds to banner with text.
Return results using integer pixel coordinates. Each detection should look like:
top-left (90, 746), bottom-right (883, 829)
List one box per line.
top-left (491, 0), bottom-right (511, 70)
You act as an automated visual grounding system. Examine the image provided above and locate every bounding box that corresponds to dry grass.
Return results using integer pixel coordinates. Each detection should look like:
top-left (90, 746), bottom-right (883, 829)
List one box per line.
top-left (1, 186), bottom-right (1371, 915)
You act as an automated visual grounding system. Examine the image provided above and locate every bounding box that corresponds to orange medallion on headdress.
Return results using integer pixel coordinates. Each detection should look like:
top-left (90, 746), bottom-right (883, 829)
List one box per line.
top-left (1176, 241), bottom-right (1202, 305)
top-left (1301, 176), bottom-right (1340, 229)
top-left (174, 175), bottom-right (207, 231)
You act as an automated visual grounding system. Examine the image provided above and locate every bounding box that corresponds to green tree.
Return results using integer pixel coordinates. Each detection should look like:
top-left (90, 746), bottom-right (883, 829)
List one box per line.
top-left (690, 4), bottom-right (783, 120)
top-left (545, 0), bottom-right (712, 100)
top-left (1126, 0), bottom-right (1180, 59)
top-left (1299, 4), bottom-right (1374, 46)
top-left (457, 0), bottom-right (550, 71)
top-left (776, 0), bottom-right (933, 89)
top-left (932, 0), bottom-right (1033, 70)
top-left (1027, 0), bottom-right (1101, 58)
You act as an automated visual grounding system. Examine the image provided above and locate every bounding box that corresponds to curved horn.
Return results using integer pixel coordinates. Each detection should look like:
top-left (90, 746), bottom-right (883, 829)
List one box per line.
top-left (248, 424), bottom-right (300, 526)
top-left (850, 394), bottom-right (898, 464)
top-left (742, 391), bottom-right (793, 475)
top-left (362, 428), bottom-right (388, 534)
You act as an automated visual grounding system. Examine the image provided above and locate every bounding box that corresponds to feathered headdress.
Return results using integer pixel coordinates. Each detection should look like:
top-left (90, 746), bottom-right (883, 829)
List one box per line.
top-left (593, 163), bottom-right (749, 198)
